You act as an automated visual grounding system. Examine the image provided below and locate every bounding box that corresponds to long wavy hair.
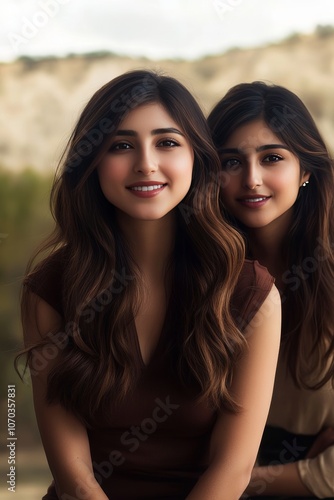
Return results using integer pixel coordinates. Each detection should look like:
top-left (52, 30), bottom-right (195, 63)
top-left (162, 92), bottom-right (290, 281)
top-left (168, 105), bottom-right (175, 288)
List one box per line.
top-left (18, 70), bottom-right (246, 423)
top-left (208, 81), bottom-right (334, 389)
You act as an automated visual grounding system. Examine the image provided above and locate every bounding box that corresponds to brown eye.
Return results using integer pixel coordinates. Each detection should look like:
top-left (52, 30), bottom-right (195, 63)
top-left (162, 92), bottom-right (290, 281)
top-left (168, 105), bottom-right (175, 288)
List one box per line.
top-left (263, 154), bottom-right (283, 163)
top-left (109, 142), bottom-right (132, 151)
top-left (157, 139), bottom-right (179, 148)
top-left (221, 158), bottom-right (241, 171)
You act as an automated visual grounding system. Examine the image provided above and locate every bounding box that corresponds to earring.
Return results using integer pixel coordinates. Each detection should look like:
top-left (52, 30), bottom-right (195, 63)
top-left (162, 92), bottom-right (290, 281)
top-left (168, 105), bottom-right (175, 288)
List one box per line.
top-left (302, 180), bottom-right (309, 187)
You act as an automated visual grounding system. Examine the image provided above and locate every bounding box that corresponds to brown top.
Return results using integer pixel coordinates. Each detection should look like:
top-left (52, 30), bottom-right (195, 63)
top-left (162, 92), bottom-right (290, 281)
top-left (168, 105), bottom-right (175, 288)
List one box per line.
top-left (26, 257), bottom-right (274, 499)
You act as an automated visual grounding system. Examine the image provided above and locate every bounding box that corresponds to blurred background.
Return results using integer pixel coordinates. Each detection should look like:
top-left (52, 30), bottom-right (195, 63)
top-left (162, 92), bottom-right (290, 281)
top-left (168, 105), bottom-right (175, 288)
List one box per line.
top-left (1, 0), bottom-right (334, 498)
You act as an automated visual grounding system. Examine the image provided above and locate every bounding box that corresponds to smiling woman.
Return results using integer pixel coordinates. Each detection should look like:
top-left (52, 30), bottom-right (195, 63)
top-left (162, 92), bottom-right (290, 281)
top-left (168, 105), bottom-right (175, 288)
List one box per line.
top-left (218, 119), bottom-right (310, 234)
top-left (208, 81), bottom-right (334, 499)
top-left (97, 103), bottom-right (194, 222)
top-left (16, 70), bottom-right (281, 500)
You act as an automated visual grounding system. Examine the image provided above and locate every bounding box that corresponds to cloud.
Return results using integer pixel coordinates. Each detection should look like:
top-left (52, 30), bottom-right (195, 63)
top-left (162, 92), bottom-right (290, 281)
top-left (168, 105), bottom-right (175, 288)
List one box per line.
top-left (2, 0), bottom-right (334, 62)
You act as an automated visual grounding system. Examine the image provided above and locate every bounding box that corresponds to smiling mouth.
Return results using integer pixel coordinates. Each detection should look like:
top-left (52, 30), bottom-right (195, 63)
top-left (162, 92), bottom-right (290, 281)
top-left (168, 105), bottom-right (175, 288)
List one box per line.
top-left (128, 184), bottom-right (166, 192)
top-left (239, 197), bottom-right (270, 203)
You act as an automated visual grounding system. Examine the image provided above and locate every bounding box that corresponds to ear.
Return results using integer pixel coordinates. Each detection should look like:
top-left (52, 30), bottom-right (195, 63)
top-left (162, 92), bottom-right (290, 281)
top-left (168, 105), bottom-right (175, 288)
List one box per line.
top-left (300, 171), bottom-right (311, 187)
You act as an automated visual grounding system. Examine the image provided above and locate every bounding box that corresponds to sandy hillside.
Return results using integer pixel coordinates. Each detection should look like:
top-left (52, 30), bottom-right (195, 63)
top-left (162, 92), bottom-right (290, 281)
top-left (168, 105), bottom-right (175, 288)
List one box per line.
top-left (1, 28), bottom-right (334, 172)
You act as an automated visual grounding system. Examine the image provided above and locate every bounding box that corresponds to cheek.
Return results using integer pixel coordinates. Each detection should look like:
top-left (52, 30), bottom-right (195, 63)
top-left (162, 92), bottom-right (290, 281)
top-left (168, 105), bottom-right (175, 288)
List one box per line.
top-left (220, 175), bottom-right (241, 199)
top-left (168, 153), bottom-right (194, 184)
top-left (269, 170), bottom-right (301, 194)
top-left (98, 160), bottom-right (126, 187)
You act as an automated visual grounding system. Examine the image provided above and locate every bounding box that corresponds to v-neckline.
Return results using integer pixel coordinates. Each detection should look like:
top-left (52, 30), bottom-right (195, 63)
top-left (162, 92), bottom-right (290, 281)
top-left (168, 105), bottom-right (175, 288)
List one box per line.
top-left (131, 316), bottom-right (169, 369)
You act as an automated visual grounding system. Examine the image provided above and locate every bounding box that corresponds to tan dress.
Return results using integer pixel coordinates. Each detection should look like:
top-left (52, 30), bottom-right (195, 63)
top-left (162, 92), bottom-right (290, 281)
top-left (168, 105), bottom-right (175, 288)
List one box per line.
top-left (265, 349), bottom-right (334, 498)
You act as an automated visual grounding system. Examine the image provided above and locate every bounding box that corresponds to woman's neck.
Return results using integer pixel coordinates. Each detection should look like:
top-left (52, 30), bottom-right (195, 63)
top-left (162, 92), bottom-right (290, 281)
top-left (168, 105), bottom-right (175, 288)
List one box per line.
top-left (248, 230), bottom-right (282, 265)
top-left (248, 231), bottom-right (285, 290)
top-left (117, 212), bottom-right (176, 281)
top-left (245, 209), bottom-right (294, 288)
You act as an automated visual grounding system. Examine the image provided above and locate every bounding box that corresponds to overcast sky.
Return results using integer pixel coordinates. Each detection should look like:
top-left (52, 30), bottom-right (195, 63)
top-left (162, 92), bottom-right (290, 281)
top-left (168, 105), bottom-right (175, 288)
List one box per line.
top-left (2, 0), bottom-right (334, 62)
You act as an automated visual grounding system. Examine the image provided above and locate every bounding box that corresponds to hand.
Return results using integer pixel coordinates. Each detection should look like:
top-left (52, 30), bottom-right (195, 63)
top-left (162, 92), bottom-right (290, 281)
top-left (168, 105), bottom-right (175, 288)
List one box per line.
top-left (243, 462), bottom-right (313, 497)
top-left (306, 427), bottom-right (334, 459)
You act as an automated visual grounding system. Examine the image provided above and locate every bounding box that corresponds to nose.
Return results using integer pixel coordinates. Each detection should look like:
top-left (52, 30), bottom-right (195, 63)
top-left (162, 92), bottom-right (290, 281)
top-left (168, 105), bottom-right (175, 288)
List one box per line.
top-left (134, 146), bottom-right (157, 175)
top-left (243, 161), bottom-right (263, 190)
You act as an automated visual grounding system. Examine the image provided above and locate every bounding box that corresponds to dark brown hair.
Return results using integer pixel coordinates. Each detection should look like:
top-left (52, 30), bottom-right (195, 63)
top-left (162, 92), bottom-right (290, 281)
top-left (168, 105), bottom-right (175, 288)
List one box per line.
top-left (208, 81), bottom-right (334, 389)
top-left (18, 70), bottom-right (246, 423)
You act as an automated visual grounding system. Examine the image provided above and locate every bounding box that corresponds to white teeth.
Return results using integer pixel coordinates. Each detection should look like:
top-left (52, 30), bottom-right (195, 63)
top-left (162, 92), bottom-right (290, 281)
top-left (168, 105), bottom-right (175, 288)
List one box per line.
top-left (244, 197), bottom-right (267, 202)
top-left (130, 184), bottom-right (164, 191)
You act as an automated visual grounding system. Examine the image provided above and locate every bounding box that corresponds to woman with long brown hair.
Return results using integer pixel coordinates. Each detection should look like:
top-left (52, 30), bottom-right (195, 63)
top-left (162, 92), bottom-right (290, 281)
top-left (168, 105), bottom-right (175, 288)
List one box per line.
top-left (19, 70), bottom-right (280, 499)
top-left (208, 81), bottom-right (334, 498)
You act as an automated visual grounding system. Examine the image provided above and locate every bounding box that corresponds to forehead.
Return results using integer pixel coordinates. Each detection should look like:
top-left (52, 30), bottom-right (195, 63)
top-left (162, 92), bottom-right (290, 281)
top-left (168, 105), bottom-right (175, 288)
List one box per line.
top-left (224, 119), bottom-right (283, 150)
top-left (117, 102), bottom-right (177, 129)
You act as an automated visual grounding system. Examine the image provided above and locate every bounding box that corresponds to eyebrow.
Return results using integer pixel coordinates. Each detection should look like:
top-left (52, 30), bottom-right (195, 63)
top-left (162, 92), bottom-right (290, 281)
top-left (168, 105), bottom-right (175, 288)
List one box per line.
top-left (115, 127), bottom-right (185, 137)
top-left (220, 144), bottom-right (291, 154)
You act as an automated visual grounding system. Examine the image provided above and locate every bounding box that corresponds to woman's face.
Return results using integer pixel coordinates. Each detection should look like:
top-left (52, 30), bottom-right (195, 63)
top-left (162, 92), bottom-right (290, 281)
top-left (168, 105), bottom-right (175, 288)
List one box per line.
top-left (97, 102), bottom-right (194, 223)
top-left (219, 119), bottom-right (310, 232)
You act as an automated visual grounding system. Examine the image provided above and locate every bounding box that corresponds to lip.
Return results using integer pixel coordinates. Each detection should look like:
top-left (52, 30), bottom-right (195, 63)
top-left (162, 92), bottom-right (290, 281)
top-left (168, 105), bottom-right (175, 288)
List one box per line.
top-left (127, 181), bottom-right (166, 187)
top-left (126, 181), bottom-right (167, 198)
top-left (237, 195), bottom-right (271, 208)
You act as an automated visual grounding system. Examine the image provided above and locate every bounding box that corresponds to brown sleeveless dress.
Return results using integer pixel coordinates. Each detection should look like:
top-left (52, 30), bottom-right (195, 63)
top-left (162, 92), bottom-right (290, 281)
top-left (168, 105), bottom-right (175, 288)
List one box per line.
top-left (25, 258), bottom-right (274, 499)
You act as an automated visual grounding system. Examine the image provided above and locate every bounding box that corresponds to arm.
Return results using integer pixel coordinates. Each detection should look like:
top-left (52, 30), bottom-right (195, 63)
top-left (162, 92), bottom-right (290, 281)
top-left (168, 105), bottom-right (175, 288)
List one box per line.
top-left (297, 442), bottom-right (334, 498)
top-left (306, 427), bottom-right (334, 459)
top-left (186, 285), bottom-right (281, 500)
top-left (245, 418), bottom-right (334, 496)
top-left (246, 444), bottom-right (334, 497)
top-left (246, 463), bottom-right (312, 496)
top-left (23, 291), bottom-right (108, 500)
